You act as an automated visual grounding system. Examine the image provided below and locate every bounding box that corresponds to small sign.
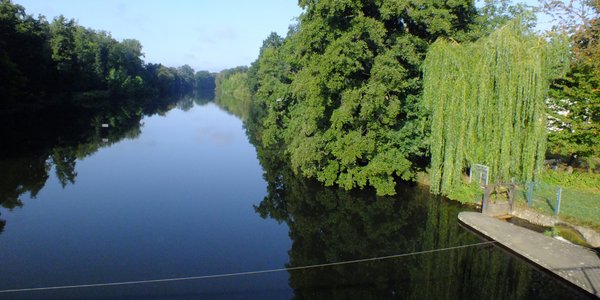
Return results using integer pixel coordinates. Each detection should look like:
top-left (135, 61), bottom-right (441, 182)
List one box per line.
top-left (470, 164), bottom-right (489, 187)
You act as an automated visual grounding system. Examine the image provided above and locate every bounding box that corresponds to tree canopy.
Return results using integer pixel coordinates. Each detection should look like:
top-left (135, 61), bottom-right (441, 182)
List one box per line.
top-left (423, 20), bottom-right (569, 194)
top-left (0, 0), bottom-right (214, 110)
top-left (545, 1), bottom-right (600, 167)
top-left (213, 0), bottom-right (581, 196)
top-left (244, 0), bottom-right (482, 195)
top-left (213, 0), bottom-right (599, 197)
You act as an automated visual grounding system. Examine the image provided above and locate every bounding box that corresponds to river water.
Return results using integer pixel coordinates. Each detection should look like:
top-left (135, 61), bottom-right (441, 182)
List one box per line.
top-left (0, 98), bottom-right (587, 299)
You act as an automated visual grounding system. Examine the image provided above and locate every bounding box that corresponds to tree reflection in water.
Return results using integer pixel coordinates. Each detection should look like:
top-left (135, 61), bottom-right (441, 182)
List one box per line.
top-left (0, 94), bottom-right (202, 217)
top-left (241, 104), bottom-right (587, 299)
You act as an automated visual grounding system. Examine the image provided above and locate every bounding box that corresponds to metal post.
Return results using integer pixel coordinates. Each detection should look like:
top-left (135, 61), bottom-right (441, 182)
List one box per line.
top-left (481, 193), bottom-right (487, 212)
top-left (555, 187), bottom-right (562, 216)
top-left (482, 185), bottom-right (491, 214)
top-left (469, 166), bottom-right (472, 184)
top-left (527, 181), bottom-right (533, 207)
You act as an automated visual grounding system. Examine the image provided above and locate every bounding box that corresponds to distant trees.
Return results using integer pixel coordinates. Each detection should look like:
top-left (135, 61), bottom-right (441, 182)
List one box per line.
top-left (214, 67), bottom-right (252, 120)
top-left (49, 16), bottom-right (77, 74)
top-left (0, 0), bottom-right (214, 110)
top-left (195, 71), bottom-right (216, 100)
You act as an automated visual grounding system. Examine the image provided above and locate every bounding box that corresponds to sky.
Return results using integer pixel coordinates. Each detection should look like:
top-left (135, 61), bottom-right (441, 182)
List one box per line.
top-left (14, 0), bottom-right (303, 72)
top-left (13, 1), bottom-right (552, 73)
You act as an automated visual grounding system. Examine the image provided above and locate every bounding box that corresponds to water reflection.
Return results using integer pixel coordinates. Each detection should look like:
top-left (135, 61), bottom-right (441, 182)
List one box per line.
top-left (0, 92), bottom-right (588, 298)
top-left (235, 101), bottom-right (588, 299)
top-left (0, 217), bottom-right (5, 234)
top-left (256, 175), bottom-right (584, 298)
top-left (0, 94), bottom-right (204, 220)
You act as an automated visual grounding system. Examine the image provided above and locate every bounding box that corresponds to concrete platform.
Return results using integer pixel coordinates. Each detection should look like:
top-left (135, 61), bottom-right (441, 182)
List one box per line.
top-left (458, 212), bottom-right (600, 298)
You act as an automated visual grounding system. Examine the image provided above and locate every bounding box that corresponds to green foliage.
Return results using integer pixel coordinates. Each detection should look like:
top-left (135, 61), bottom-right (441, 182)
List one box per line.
top-left (214, 68), bottom-right (253, 121)
top-left (538, 169), bottom-right (600, 193)
top-left (424, 20), bottom-right (569, 195)
top-left (466, 0), bottom-right (537, 39)
top-left (445, 181), bottom-right (484, 204)
top-left (249, 0), bottom-right (480, 196)
top-left (0, 0), bottom-right (54, 103)
top-left (0, 0), bottom-right (211, 109)
top-left (547, 17), bottom-right (600, 163)
top-left (252, 137), bottom-right (576, 298)
top-left (547, 67), bottom-right (600, 161)
top-left (194, 70), bottom-right (216, 100)
top-left (49, 15), bottom-right (76, 72)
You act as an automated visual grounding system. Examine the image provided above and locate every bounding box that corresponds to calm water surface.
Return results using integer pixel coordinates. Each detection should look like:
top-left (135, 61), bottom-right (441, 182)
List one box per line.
top-left (0, 99), bottom-right (588, 299)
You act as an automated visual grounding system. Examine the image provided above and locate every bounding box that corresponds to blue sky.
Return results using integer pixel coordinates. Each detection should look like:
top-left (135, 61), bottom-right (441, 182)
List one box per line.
top-left (14, 1), bottom-right (551, 73)
top-left (15, 0), bottom-right (302, 72)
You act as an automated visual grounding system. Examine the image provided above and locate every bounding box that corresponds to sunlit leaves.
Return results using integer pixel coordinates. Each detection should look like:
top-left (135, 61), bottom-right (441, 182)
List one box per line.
top-left (215, 70), bottom-right (253, 121)
top-left (244, 0), bottom-right (480, 195)
top-left (545, 12), bottom-right (600, 164)
top-left (424, 20), bottom-right (569, 194)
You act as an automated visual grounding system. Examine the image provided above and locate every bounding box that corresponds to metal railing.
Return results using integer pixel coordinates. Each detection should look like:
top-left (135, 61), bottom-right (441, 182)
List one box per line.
top-left (514, 181), bottom-right (600, 227)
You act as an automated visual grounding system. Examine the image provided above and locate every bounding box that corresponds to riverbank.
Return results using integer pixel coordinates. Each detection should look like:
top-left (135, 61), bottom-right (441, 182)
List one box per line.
top-left (458, 212), bottom-right (600, 299)
top-left (510, 205), bottom-right (600, 249)
top-left (415, 170), bottom-right (600, 249)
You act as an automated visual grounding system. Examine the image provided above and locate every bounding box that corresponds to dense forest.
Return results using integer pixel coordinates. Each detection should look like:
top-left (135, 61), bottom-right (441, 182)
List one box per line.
top-left (0, 0), bottom-right (215, 112)
top-left (216, 0), bottom-right (599, 196)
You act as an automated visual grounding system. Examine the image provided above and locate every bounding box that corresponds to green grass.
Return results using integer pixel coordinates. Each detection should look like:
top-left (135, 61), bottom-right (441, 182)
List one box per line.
top-left (424, 168), bottom-right (600, 232)
top-left (514, 181), bottom-right (600, 232)
top-left (538, 169), bottom-right (600, 193)
top-left (445, 182), bottom-right (484, 204)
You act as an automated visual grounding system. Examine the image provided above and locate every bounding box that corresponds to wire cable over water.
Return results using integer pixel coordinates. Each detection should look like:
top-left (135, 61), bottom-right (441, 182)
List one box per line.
top-left (0, 240), bottom-right (496, 294)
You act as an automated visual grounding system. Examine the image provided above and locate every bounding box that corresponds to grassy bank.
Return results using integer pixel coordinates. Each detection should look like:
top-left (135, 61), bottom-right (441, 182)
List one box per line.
top-left (417, 169), bottom-right (600, 231)
top-left (515, 170), bottom-right (600, 232)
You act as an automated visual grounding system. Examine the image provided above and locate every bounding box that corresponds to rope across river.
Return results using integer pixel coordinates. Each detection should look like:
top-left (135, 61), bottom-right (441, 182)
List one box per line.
top-left (0, 240), bottom-right (496, 294)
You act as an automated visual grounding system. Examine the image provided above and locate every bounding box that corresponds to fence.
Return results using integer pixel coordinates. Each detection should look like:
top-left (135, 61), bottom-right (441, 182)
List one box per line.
top-left (513, 181), bottom-right (600, 229)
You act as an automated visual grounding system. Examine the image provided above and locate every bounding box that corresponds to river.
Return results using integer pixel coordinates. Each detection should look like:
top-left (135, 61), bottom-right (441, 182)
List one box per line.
top-left (0, 98), bottom-right (587, 299)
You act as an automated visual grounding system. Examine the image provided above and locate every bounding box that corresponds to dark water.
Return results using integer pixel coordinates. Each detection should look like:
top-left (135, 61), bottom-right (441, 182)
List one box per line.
top-left (0, 98), bottom-right (589, 299)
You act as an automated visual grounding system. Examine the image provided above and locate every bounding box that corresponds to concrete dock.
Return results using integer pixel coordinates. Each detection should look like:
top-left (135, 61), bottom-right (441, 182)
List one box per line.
top-left (458, 212), bottom-right (600, 298)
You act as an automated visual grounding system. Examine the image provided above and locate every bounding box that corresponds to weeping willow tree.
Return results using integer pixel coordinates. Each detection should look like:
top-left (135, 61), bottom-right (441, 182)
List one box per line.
top-left (423, 20), bottom-right (569, 195)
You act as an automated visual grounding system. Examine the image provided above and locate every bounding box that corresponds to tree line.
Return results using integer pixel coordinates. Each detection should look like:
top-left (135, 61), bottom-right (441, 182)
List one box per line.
top-left (0, 0), bottom-right (215, 112)
top-left (215, 0), bottom-right (599, 196)
top-left (0, 0), bottom-right (219, 211)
